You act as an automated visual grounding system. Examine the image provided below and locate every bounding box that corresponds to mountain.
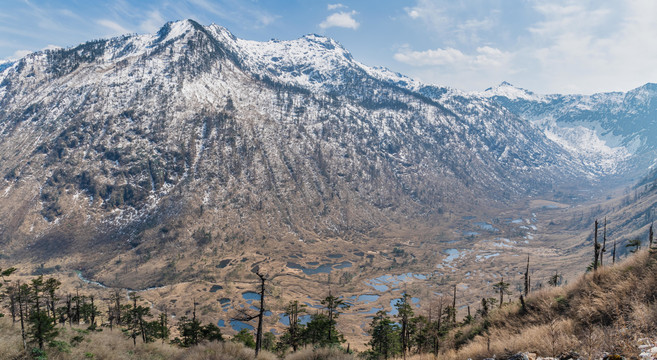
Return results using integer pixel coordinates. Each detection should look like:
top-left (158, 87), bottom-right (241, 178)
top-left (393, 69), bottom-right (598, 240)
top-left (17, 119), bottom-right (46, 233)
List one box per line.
top-left (481, 81), bottom-right (657, 178)
top-left (0, 20), bottom-right (625, 286)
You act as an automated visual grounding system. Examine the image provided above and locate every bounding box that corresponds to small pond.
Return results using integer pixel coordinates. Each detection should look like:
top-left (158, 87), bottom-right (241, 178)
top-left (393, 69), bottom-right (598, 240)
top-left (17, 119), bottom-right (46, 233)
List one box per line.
top-left (230, 320), bottom-right (253, 332)
top-left (278, 313), bottom-right (312, 326)
top-left (216, 259), bottom-right (231, 268)
top-left (242, 291), bottom-right (260, 302)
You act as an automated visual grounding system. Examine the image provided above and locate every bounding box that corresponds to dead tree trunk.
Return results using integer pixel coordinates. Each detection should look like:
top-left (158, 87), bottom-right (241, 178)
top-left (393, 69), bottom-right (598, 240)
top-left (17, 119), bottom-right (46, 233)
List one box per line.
top-left (593, 220), bottom-right (600, 272)
top-left (255, 272), bottom-right (266, 356)
top-left (601, 218), bottom-right (607, 266)
top-left (612, 241), bottom-right (617, 264)
top-left (452, 284), bottom-right (457, 324)
top-left (524, 255), bottom-right (530, 296)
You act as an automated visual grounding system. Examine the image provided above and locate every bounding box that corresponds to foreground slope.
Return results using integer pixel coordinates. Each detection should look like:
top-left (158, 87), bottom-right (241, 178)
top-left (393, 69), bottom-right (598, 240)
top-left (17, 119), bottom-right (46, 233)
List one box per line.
top-left (437, 248), bottom-right (657, 360)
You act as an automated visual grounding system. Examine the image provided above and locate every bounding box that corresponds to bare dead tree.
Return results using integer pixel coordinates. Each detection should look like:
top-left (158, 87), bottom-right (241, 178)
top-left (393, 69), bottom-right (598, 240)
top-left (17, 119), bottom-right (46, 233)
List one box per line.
top-left (233, 270), bottom-right (267, 356)
top-left (601, 218), bottom-right (607, 267)
top-left (612, 240), bottom-right (617, 264)
top-left (593, 220), bottom-right (600, 272)
top-left (254, 272), bottom-right (265, 355)
top-left (452, 284), bottom-right (457, 324)
top-left (524, 255), bottom-right (530, 296)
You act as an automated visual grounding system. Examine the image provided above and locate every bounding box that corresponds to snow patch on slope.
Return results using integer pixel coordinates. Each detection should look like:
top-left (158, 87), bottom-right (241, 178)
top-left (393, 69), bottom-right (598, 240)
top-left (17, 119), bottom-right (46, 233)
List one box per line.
top-left (540, 120), bottom-right (631, 174)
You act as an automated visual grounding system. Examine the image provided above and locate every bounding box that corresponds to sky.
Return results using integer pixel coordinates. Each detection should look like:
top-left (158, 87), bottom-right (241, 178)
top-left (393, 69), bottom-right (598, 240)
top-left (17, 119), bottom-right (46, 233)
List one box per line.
top-left (1, 0), bottom-right (656, 95)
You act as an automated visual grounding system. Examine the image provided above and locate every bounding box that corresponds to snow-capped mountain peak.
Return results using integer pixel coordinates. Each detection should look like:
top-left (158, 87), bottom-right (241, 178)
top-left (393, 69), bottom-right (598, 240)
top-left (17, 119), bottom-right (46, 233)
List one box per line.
top-left (482, 81), bottom-right (543, 101)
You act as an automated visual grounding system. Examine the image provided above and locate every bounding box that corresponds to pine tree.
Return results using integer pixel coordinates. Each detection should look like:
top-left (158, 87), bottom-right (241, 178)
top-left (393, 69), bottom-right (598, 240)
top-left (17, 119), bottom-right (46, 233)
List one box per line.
top-left (548, 271), bottom-right (562, 287)
top-left (177, 301), bottom-right (202, 347)
top-left (0, 267), bottom-right (17, 323)
top-left (367, 310), bottom-right (400, 359)
top-left (284, 300), bottom-right (306, 352)
top-left (233, 328), bottom-right (256, 348)
top-left (395, 293), bottom-right (414, 359)
top-left (27, 276), bottom-right (58, 350)
top-left (626, 238), bottom-right (641, 253)
top-left (492, 277), bottom-right (510, 308)
top-left (321, 292), bottom-right (349, 346)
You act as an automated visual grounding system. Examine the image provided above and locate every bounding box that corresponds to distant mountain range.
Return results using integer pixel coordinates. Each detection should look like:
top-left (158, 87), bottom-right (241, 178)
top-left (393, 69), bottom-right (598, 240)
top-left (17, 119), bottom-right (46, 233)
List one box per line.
top-left (0, 20), bottom-right (654, 285)
top-left (480, 81), bottom-right (657, 179)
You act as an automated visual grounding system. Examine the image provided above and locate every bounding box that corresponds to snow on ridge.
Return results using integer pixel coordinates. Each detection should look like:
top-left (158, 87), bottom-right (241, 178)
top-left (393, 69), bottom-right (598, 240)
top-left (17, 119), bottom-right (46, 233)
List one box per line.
top-left (480, 82), bottom-right (545, 102)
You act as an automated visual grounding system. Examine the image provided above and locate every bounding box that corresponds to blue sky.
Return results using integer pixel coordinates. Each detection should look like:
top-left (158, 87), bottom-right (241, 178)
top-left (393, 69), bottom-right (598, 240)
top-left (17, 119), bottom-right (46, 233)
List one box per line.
top-left (1, 0), bottom-right (656, 94)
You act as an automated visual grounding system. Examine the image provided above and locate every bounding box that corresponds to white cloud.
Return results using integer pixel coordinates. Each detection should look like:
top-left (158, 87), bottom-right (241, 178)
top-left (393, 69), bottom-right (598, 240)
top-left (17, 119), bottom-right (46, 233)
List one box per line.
top-left (396, 0), bottom-right (657, 93)
top-left (97, 19), bottom-right (132, 35)
top-left (8, 49), bottom-right (32, 60)
top-left (394, 46), bottom-right (466, 66)
top-left (394, 45), bottom-right (511, 68)
top-left (327, 4), bottom-right (346, 10)
top-left (42, 44), bottom-right (61, 51)
top-left (524, 0), bottom-right (657, 93)
top-left (319, 10), bottom-right (360, 30)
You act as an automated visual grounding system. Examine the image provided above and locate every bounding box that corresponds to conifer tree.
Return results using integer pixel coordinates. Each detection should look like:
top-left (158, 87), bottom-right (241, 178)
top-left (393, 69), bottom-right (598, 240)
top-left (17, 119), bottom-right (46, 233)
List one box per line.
top-left (548, 271), bottom-right (562, 287)
top-left (626, 238), bottom-right (641, 253)
top-left (368, 310), bottom-right (400, 359)
top-left (492, 277), bottom-right (510, 308)
top-left (177, 301), bottom-right (202, 347)
top-left (284, 300), bottom-right (306, 352)
top-left (320, 292), bottom-right (349, 346)
top-left (395, 293), bottom-right (414, 359)
top-left (28, 276), bottom-right (59, 350)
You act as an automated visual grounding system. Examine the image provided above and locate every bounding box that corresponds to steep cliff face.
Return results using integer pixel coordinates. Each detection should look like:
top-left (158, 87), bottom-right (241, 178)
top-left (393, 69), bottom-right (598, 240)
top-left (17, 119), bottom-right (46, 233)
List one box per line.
top-left (0, 20), bottom-right (591, 281)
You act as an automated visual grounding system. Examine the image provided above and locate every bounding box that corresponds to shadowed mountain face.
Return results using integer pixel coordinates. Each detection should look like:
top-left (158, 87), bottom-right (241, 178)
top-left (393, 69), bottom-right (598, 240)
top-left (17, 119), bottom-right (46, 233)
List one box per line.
top-left (0, 20), bottom-right (615, 283)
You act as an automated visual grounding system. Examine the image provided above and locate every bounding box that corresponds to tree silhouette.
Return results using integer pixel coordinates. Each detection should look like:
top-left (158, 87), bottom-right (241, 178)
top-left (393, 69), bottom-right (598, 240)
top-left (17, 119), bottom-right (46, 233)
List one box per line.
top-left (492, 277), bottom-right (510, 308)
top-left (626, 238), bottom-right (641, 253)
top-left (233, 270), bottom-right (267, 355)
top-left (524, 255), bottom-right (530, 296)
top-left (320, 292), bottom-right (349, 346)
top-left (395, 294), bottom-right (414, 359)
top-left (284, 300), bottom-right (306, 352)
top-left (593, 220), bottom-right (600, 271)
top-left (367, 310), bottom-right (400, 359)
top-left (27, 276), bottom-right (59, 350)
top-left (548, 271), bottom-right (562, 287)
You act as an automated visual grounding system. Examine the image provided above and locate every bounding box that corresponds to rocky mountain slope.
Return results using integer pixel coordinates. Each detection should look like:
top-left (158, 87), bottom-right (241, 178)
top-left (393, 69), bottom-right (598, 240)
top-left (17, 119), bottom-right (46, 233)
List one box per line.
top-left (481, 82), bottom-right (657, 179)
top-left (0, 20), bottom-right (633, 285)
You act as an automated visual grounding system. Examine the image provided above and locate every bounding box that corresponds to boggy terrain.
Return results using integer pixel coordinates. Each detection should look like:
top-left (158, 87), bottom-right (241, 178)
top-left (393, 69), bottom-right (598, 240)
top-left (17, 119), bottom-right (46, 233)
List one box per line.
top-left (5, 177), bottom-right (654, 351)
